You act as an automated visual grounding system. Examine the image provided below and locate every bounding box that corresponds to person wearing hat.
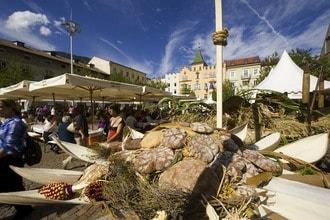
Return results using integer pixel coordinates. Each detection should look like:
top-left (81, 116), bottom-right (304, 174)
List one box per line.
top-left (0, 99), bottom-right (33, 218)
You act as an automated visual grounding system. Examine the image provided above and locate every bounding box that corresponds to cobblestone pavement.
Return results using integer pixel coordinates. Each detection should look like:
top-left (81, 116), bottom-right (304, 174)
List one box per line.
top-left (0, 139), bottom-right (109, 220)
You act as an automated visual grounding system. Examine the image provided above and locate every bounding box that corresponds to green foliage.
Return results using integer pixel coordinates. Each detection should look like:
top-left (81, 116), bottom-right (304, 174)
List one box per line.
top-left (109, 72), bottom-right (132, 84)
top-left (108, 73), bottom-right (167, 90)
top-left (222, 80), bottom-right (235, 101)
top-left (259, 49), bottom-right (330, 83)
top-left (147, 79), bottom-right (167, 90)
top-left (288, 49), bottom-right (330, 80)
top-left (0, 61), bottom-right (34, 87)
top-left (258, 52), bottom-right (280, 84)
top-left (297, 166), bottom-right (317, 175)
top-left (180, 86), bottom-right (193, 95)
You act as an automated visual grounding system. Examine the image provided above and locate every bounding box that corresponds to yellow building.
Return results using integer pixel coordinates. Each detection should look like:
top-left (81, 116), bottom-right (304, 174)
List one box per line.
top-left (176, 50), bottom-right (261, 101)
top-left (177, 50), bottom-right (217, 100)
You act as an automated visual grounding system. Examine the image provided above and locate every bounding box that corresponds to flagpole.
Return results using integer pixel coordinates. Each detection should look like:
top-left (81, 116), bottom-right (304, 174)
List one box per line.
top-left (215, 0), bottom-right (223, 128)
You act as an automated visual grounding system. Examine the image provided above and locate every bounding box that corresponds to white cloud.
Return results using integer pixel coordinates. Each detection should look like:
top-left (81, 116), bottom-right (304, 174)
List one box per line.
top-left (5, 11), bottom-right (49, 32)
top-left (156, 21), bottom-right (198, 76)
top-left (0, 10), bottom-right (56, 51)
top-left (40, 26), bottom-right (51, 36)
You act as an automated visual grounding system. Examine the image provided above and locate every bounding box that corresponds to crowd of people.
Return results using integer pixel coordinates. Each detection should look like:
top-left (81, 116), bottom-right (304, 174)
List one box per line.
top-left (0, 99), bottom-right (168, 218)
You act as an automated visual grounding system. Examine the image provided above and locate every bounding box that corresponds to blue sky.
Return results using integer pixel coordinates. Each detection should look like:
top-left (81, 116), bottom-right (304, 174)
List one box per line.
top-left (0, 0), bottom-right (329, 78)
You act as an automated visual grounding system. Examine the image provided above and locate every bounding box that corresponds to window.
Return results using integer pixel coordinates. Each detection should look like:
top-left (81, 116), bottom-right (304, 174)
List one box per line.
top-left (199, 66), bottom-right (201, 70)
top-left (209, 82), bottom-right (215, 89)
top-left (0, 61), bottom-right (7, 70)
top-left (45, 60), bottom-right (51, 64)
top-left (242, 69), bottom-right (249, 78)
top-left (242, 80), bottom-right (249, 86)
top-left (174, 83), bottom-right (176, 86)
top-left (204, 94), bottom-right (207, 99)
top-left (253, 80), bottom-right (258, 86)
top-left (230, 71), bottom-right (235, 78)
top-left (196, 72), bottom-right (199, 79)
top-left (204, 83), bottom-right (208, 90)
top-left (182, 75), bottom-right (188, 81)
top-left (253, 68), bottom-right (259, 75)
top-left (24, 55), bottom-right (31, 60)
top-left (194, 83), bottom-right (200, 90)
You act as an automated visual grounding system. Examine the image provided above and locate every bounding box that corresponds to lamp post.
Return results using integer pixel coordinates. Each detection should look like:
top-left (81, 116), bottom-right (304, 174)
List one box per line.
top-left (62, 20), bottom-right (81, 74)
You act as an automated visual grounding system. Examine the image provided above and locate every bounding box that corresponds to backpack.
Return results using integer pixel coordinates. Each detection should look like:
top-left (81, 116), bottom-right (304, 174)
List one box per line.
top-left (23, 135), bottom-right (42, 166)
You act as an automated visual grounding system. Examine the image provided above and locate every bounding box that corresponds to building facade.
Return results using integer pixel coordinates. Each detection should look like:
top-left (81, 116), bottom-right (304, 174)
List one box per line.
top-left (0, 38), bottom-right (147, 84)
top-left (0, 38), bottom-right (107, 81)
top-left (88, 56), bottom-right (147, 83)
top-left (164, 72), bottom-right (179, 95)
top-left (224, 56), bottom-right (261, 94)
top-left (177, 50), bottom-right (217, 100)
top-left (172, 50), bottom-right (261, 101)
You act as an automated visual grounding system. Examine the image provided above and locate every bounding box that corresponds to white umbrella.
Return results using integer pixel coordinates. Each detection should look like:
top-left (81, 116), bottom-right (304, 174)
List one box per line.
top-left (28, 73), bottom-right (150, 126)
top-left (29, 73), bottom-right (144, 101)
top-left (0, 80), bottom-right (39, 99)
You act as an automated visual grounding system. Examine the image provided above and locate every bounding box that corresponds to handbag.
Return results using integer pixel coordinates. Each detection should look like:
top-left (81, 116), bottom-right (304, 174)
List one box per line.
top-left (67, 122), bottom-right (78, 134)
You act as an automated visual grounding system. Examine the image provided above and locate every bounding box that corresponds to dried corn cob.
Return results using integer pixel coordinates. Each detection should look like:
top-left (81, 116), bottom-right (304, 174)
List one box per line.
top-left (38, 182), bottom-right (74, 200)
top-left (83, 181), bottom-right (106, 201)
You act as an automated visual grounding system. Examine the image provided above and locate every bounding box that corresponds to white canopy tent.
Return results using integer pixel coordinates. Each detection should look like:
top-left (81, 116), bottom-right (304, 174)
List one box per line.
top-left (255, 50), bottom-right (330, 99)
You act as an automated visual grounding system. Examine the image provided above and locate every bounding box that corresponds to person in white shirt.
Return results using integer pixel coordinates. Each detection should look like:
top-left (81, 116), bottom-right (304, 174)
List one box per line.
top-left (43, 114), bottom-right (59, 153)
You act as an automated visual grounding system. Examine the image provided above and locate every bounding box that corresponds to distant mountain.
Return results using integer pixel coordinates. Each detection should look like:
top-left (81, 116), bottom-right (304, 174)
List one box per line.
top-left (53, 51), bottom-right (91, 63)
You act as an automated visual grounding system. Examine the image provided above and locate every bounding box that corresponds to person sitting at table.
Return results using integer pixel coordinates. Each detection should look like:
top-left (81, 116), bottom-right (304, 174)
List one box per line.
top-left (21, 111), bottom-right (34, 131)
top-left (57, 115), bottom-right (76, 144)
top-left (72, 104), bottom-right (89, 146)
top-left (43, 114), bottom-right (60, 154)
top-left (125, 109), bottom-right (144, 131)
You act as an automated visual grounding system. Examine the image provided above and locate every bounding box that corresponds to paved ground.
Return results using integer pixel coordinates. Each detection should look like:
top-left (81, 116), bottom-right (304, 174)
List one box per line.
top-left (0, 139), bottom-right (109, 220)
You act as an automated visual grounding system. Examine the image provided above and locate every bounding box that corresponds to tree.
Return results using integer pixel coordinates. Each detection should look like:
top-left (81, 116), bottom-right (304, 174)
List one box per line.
top-left (258, 49), bottom-right (330, 83)
top-left (211, 80), bottom-right (235, 102)
top-left (222, 80), bottom-right (235, 101)
top-left (257, 52), bottom-right (279, 84)
top-left (289, 49), bottom-right (330, 80)
top-left (147, 79), bottom-right (167, 90)
top-left (0, 61), bottom-right (34, 87)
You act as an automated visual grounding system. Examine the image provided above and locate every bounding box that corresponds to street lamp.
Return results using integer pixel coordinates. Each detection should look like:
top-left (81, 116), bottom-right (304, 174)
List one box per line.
top-left (62, 20), bottom-right (81, 74)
